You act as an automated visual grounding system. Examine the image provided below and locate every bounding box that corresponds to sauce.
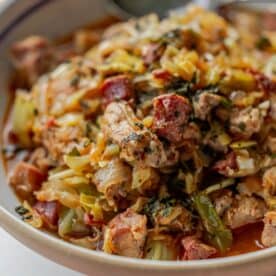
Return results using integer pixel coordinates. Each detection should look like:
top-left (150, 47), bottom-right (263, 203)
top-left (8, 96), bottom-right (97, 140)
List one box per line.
top-left (218, 223), bottom-right (264, 258)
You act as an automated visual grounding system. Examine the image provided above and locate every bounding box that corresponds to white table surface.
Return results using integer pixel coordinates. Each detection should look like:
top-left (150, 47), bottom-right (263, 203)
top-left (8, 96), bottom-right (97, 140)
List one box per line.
top-left (0, 228), bottom-right (83, 276)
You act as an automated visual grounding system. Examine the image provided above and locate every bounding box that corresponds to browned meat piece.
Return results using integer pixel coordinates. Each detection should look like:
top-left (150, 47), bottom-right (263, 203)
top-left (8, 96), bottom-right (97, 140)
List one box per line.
top-left (11, 36), bottom-right (55, 86)
top-left (182, 122), bottom-right (201, 141)
top-left (181, 236), bottom-right (217, 260)
top-left (261, 211), bottom-right (276, 247)
top-left (101, 75), bottom-right (134, 107)
top-left (230, 107), bottom-right (263, 139)
top-left (33, 201), bottom-right (60, 228)
top-left (28, 147), bottom-right (52, 173)
top-left (93, 159), bottom-right (132, 208)
top-left (38, 123), bottom-right (85, 164)
top-left (9, 162), bottom-right (46, 200)
top-left (103, 102), bottom-right (179, 168)
top-left (153, 94), bottom-right (191, 143)
top-left (237, 175), bottom-right (264, 198)
top-left (193, 92), bottom-right (222, 120)
top-left (213, 190), bottom-right (233, 217)
top-left (213, 152), bottom-right (237, 176)
top-left (263, 167), bottom-right (276, 198)
top-left (104, 209), bottom-right (147, 258)
top-left (223, 195), bottom-right (267, 229)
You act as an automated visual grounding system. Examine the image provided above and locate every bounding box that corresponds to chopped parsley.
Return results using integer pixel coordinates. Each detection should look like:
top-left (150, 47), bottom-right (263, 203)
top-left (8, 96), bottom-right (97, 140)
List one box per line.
top-left (238, 122), bottom-right (246, 131)
top-left (68, 147), bottom-right (80, 156)
top-left (256, 36), bottom-right (271, 50)
top-left (70, 75), bottom-right (80, 87)
top-left (15, 206), bottom-right (29, 216)
top-left (271, 153), bottom-right (276, 159)
top-left (134, 122), bottom-right (144, 129)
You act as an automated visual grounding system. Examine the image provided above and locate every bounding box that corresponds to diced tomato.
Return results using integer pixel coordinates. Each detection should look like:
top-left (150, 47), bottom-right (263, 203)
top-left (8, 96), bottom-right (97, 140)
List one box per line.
top-left (34, 201), bottom-right (60, 227)
top-left (101, 75), bottom-right (134, 106)
top-left (153, 94), bottom-right (191, 143)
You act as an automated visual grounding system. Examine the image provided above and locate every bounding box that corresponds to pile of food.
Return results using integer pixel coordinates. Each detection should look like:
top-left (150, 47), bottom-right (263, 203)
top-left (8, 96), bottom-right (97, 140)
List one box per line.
top-left (3, 6), bottom-right (276, 260)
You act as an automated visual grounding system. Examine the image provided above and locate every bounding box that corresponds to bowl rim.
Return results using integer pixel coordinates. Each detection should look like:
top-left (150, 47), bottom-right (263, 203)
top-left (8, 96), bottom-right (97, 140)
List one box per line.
top-left (1, 0), bottom-right (276, 271)
top-left (1, 206), bottom-right (276, 270)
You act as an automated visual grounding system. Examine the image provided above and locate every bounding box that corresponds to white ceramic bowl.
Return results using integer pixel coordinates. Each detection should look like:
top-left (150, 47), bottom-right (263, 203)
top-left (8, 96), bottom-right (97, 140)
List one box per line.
top-left (0, 1), bottom-right (276, 275)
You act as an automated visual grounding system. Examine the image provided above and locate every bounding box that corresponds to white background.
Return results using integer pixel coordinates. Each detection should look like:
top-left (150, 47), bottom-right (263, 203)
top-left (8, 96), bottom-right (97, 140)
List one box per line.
top-left (0, 228), bottom-right (82, 276)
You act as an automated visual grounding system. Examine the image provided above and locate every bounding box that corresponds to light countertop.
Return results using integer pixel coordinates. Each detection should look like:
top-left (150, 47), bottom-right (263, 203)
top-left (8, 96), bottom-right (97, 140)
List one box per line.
top-left (0, 227), bottom-right (82, 276)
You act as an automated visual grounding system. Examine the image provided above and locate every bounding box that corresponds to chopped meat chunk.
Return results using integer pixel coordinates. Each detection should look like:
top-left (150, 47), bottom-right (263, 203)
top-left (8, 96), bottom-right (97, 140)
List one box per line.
top-left (38, 124), bottom-right (85, 164)
top-left (230, 107), bottom-right (264, 139)
top-left (214, 149), bottom-right (256, 178)
top-left (103, 102), bottom-right (179, 167)
top-left (104, 209), bottom-right (147, 258)
top-left (182, 122), bottom-right (201, 141)
top-left (142, 43), bottom-right (162, 65)
top-left (213, 152), bottom-right (237, 176)
top-left (262, 211), bottom-right (276, 247)
top-left (223, 196), bottom-right (267, 229)
top-left (101, 75), bottom-right (134, 107)
top-left (93, 159), bottom-right (132, 208)
top-left (11, 36), bottom-right (55, 86)
top-left (237, 175), bottom-right (264, 198)
top-left (9, 162), bottom-right (46, 200)
top-left (213, 190), bottom-right (233, 216)
top-left (153, 94), bottom-right (191, 143)
top-left (28, 147), bottom-right (52, 173)
top-left (33, 201), bottom-right (59, 227)
top-left (263, 167), bottom-right (276, 198)
top-left (193, 92), bottom-right (222, 120)
top-left (181, 236), bottom-right (217, 260)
